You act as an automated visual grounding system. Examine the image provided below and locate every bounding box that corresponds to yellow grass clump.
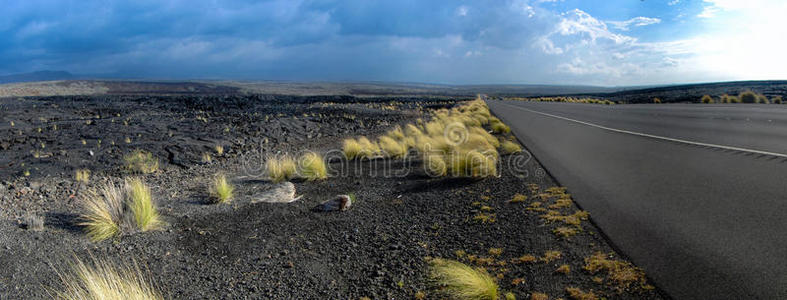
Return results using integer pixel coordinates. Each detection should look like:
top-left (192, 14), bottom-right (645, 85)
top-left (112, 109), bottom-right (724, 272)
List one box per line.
top-left (429, 258), bottom-right (499, 300)
top-left (123, 149), bottom-right (158, 174)
top-left (209, 174), bottom-right (234, 204)
top-left (500, 140), bottom-right (522, 154)
top-left (53, 257), bottom-right (163, 300)
top-left (79, 178), bottom-right (161, 242)
top-left (298, 152), bottom-right (328, 180)
top-left (126, 178), bottom-right (161, 232)
top-left (266, 155), bottom-right (297, 183)
top-left (75, 169), bottom-right (91, 183)
top-left (378, 136), bottom-right (408, 158)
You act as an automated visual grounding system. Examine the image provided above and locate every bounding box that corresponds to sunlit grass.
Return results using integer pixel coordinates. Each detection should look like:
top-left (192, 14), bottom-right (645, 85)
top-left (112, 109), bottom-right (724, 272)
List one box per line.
top-left (266, 155), bottom-right (297, 183)
top-left (209, 173), bottom-right (234, 204)
top-left (75, 169), bottom-right (91, 183)
top-left (123, 149), bottom-right (158, 174)
top-left (53, 256), bottom-right (163, 300)
top-left (80, 183), bottom-right (124, 242)
top-left (378, 135), bottom-right (407, 158)
top-left (126, 178), bottom-right (161, 232)
top-left (298, 152), bottom-right (327, 180)
top-left (429, 258), bottom-right (498, 300)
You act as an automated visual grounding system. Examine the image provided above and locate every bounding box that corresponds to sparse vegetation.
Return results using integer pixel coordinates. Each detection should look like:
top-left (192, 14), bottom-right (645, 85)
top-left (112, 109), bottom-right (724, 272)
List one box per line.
top-left (583, 252), bottom-right (649, 291)
top-left (298, 152), bottom-right (328, 180)
top-left (124, 149), bottom-right (159, 174)
top-left (429, 258), bottom-right (499, 300)
top-left (508, 96), bottom-right (614, 105)
top-left (652, 98), bottom-right (661, 104)
top-left (266, 155), bottom-right (297, 183)
top-left (209, 174), bottom-right (234, 204)
top-left (565, 287), bottom-right (598, 300)
top-left (53, 257), bottom-right (163, 300)
top-left (215, 145), bottom-right (224, 155)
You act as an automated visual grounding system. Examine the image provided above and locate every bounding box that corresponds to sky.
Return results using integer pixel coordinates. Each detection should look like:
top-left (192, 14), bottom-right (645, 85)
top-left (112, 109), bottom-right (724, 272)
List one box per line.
top-left (0, 0), bottom-right (785, 86)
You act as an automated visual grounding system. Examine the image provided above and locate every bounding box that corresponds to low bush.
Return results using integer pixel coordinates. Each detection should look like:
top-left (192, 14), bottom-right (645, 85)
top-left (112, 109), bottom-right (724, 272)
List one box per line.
top-left (700, 95), bottom-right (714, 104)
top-left (424, 154), bottom-right (448, 177)
top-left (739, 91), bottom-right (758, 103)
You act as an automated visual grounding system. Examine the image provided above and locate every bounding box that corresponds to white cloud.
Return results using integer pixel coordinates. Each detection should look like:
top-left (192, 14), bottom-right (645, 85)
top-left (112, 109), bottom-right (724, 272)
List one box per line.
top-left (668, 0), bottom-right (680, 5)
top-left (607, 17), bottom-right (661, 31)
top-left (456, 5), bottom-right (468, 17)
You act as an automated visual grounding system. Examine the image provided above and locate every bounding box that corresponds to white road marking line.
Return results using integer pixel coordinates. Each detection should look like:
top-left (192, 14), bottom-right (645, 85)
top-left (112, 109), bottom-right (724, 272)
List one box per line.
top-left (496, 101), bottom-right (787, 159)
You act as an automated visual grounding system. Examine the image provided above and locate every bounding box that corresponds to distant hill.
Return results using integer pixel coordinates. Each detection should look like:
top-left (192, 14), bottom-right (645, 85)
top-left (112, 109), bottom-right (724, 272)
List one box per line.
top-left (0, 71), bottom-right (74, 84)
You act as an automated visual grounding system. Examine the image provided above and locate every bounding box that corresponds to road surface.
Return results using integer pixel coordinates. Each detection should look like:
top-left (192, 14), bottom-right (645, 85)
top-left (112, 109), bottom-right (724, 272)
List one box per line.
top-left (486, 100), bottom-right (787, 300)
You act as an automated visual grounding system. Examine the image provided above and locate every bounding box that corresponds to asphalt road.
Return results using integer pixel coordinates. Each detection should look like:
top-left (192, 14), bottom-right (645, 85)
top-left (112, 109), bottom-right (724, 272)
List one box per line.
top-left (486, 100), bottom-right (787, 300)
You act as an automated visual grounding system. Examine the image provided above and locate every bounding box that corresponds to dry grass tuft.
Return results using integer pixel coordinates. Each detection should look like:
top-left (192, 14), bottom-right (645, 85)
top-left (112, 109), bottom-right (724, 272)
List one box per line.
top-left (583, 252), bottom-right (648, 291)
top-left (429, 258), bottom-right (499, 300)
top-left (298, 152), bottom-right (328, 180)
top-left (80, 183), bottom-right (124, 242)
top-left (209, 174), bottom-right (234, 204)
top-left (542, 250), bottom-right (562, 263)
top-left (53, 256), bottom-right (163, 300)
top-left (266, 155), bottom-right (297, 183)
top-left (565, 287), bottom-right (598, 300)
top-left (123, 149), bottom-right (158, 174)
top-left (424, 154), bottom-right (448, 177)
top-left (378, 135), bottom-right (408, 158)
top-left (75, 169), bottom-right (91, 183)
top-left (500, 140), bottom-right (522, 154)
top-left (509, 193), bottom-right (527, 203)
top-left (700, 95), bottom-right (714, 104)
top-left (126, 178), bottom-right (161, 232)
top-left (530, 292), bottom-right (549, 300)
top-left (556, 264), bottom-right (571, 274)
top-left (80, 178), bottom-right (161, 242)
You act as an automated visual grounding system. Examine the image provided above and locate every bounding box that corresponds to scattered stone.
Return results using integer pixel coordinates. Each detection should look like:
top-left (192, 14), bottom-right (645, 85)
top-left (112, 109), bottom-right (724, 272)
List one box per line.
top-left (315, 194), bottom-right (352, 212)
top-left (252, 182), bottom-right (300, 203)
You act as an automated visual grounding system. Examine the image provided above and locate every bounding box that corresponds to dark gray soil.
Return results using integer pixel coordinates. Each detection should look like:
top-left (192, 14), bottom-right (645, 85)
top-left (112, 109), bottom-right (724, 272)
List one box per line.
top-left (0, 94), bottom-right (665, 299)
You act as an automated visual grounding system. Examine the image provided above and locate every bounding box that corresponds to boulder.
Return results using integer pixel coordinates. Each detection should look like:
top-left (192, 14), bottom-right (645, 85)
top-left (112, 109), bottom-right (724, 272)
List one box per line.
top-left (315, 194), bottom-right (352, 212)
top-left (252, 182), bottom-right (299, 203)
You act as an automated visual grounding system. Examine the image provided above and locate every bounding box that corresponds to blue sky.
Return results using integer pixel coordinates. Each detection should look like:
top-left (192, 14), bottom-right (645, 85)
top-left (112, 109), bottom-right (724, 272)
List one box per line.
top-left (0, 0), bottom-right (784, 86)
